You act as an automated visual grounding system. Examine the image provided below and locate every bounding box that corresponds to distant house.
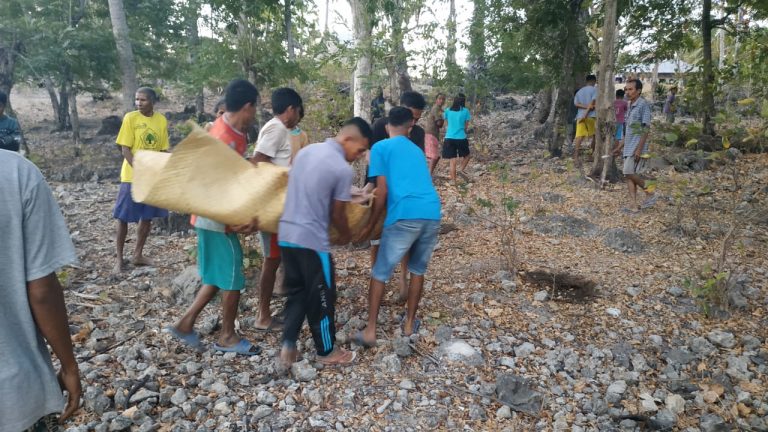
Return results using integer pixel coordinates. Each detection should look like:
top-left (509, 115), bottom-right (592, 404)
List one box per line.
top-left (619, 60), bottom-right (698, 83)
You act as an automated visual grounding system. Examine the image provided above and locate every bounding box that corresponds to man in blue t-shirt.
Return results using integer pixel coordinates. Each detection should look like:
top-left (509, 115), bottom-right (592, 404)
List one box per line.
top-left (354, 107), bottom-right (442, 347)
top-left (0, 91), bottom-right (23, 152)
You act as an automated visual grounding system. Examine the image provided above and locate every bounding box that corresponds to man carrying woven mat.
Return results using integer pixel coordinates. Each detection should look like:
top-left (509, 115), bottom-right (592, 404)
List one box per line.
top-left (277, 117), bottom-right (372, 368)
top-left (167, 80), bottom-right (262, 356)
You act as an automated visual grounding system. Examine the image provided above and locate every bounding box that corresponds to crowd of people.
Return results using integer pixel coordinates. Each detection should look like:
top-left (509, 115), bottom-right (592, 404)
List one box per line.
top-left (0, 73), bottom-right (671, 428)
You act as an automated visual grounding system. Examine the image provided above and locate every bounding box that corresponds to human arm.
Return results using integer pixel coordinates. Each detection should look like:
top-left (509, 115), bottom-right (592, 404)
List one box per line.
top-left (27, 273), bottom-right (81, 423)
top-left (633, 103), bottom-right (653, 160)
top-left (121, 146), bottom-right (134, 166)
top-left (331, 200), bottom-right (351, 245)
top-left (251, 122), bottom-right (286, 165)
top-left (230, 217), bottom-right (260, 234)
top-left (355, 176), bottom-right (387, 242)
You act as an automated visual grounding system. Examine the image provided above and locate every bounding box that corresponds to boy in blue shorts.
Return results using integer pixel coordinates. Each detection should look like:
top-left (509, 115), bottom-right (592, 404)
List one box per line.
top-left (168, 80), bottom-right (262, 355)
top-left (355, 107), bottom-right (442, 346)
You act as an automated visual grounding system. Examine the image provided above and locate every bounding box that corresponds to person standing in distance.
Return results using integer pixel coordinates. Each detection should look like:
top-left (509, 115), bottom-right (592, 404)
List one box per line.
top-left (112, 87), bottom-right (170, 273)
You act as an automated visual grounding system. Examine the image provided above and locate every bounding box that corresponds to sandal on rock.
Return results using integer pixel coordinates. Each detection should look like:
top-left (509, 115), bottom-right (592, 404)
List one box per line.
top-left (164, 326), bottom-right (202, 350)
top-left (316, 348), bottom-right (357, 366)
top-left (213, 339), bottom-right (262, 356)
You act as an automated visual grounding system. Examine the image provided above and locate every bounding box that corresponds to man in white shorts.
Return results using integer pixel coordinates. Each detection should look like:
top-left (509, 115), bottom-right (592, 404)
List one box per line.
top-left (613, 78), bottom-right (657, 213)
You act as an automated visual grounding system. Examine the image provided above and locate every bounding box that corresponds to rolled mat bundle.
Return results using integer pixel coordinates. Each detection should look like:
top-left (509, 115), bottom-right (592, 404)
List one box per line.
top-left (132, 123), bottom-right (382, 243)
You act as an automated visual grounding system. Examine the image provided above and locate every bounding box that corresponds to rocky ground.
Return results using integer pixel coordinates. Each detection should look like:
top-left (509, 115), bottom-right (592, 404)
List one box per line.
top-left (12, 87), bottom-right (768, 431)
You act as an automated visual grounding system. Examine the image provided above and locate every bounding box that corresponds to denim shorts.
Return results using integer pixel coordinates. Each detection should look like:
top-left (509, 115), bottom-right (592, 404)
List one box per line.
top-left (371, 219), bottom-right (440, 282)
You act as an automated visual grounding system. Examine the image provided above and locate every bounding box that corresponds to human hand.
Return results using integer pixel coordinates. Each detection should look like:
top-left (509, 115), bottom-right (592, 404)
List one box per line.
top-left (231, 217), bottom-right (260, 234)
top-left (633, 149), bottom-right (641, 162)
top-left (57, 365), bottom-right (82, 423)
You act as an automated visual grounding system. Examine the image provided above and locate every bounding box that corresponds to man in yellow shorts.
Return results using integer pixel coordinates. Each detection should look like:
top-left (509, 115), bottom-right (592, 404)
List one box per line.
top-left (573, 74), bottom-right (597, 165)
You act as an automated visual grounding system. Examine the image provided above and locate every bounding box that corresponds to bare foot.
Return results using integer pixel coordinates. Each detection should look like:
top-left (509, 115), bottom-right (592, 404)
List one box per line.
top-left (114, 259), bottom-right (125, 274)
top-left (132, 255), bottom-right (155, 266)
top-left (316, 348), bottom-right (356, 366)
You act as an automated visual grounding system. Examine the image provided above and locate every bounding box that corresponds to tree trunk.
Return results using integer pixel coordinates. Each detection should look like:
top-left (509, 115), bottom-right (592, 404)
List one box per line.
top-left (548, 42), bottom-right (576, 157)
top-left (649, 60), bottom-right (659, 102)
top-left (324, 0), bottom-right (330, 33)
top-left (468, 0), bottom-right (487, 108)
top-left (701, 0), bottom-right (716, 136)
top-left (284, 0), bottom-right (296, 62)
top-left (350, 0), bottom-right (373, 122)
top-left (590, 0), bottom-right (620, 182)
top-left (71, 87), bottom-right (81, 147)
top-left (389, 0), bottom-right (412, 101)
top-left (530, 88), bottom-right (552, 124)
top-left (56, 81), bottom-right (71, 131)
top-left (41, 77), bottom-right (60, 122)
top-left (185, 4), bottom-right (205, 115)
top-left (0, 41), bottom-right (21, 114)
top-left (446, 0), bottom-right (457, 69)
top-left (108, 0), bottom-right (138, 114)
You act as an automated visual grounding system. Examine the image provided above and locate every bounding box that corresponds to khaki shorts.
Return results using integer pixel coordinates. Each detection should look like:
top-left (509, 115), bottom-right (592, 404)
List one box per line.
top-left (575, 118), bottom-right (596, 138)
top-left (622, 156), bottom-right (647, 175)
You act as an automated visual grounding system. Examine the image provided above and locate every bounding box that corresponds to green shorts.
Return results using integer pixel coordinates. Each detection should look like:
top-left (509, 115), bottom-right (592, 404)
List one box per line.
top-left (196, 228), bottom-right (245, 291)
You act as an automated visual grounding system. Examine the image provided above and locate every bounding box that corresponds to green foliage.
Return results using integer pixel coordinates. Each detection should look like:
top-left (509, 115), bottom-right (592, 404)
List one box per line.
top-left (684, 264), bottom-right (729, 318)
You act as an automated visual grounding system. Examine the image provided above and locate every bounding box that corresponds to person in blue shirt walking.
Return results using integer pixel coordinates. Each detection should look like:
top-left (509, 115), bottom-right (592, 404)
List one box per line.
top-left (0, 91), bottom-right (23, 152)
top-left (354, 107), bottom-right (442, 347)
top-left (442, 93), bottom-right (472, 183)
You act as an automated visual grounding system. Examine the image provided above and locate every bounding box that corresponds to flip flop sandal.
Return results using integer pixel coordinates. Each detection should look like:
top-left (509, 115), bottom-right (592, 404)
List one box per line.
top-left (213, 339), bottom-right (262, 356)
top-left (254, 318), bottom-right (284, 332)
top-left (316, 350), bottom-right (357, 366)
top-left (351, 331), bottom-right (377, 348)
top-left (401, 318), bottom-right (421, 337)
top-left (164, 326), bottom-right (202, 350)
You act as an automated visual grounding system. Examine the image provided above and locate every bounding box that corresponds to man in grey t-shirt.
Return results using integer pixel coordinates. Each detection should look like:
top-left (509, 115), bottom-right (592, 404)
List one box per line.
top-left (276, 118), bottom-right (371, 368)
top-left (0, 150), bottom-right (81, 430)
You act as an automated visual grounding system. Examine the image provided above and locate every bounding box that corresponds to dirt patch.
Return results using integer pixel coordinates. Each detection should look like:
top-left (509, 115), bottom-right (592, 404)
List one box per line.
top-left (521, 270), bottom-right (596, 303)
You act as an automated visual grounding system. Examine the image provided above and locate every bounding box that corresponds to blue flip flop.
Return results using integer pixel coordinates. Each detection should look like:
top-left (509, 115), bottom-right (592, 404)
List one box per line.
top-left (164, 326), bottom-right (202, 349)
top-left (213, 339), bottom-right (262, 356)
top-left (401, 317), bottom-right (421, 336)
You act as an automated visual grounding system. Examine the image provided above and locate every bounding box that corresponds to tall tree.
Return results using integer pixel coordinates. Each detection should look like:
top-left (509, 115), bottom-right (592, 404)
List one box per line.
top-left (445, 0), bottom-right (458, 72)
top-left (701, 0), bottom-right (716, 135)
top-left (350, 0), bottom-right (373, 121)
top-left (284, 0), bottom-right (296, 62)
top-left (591, 0), bottom-right (620, 182)
top-left (107, 0), bottom-right (138, 114)
top-left (385, 0), bottom-right (415, 101)
top-left (467, 0), bottom-right (487, 108)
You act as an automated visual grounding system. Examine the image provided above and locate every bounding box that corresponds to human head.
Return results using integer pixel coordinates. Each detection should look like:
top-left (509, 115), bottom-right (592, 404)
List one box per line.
top-left (135, 87), bottom-right (158, 115)
top-left (272, 87), bottom-right (304, 129)
top-left (615, 89), bottom-right (625, 99)
top-left (625, 79), bottom-right (643, 101)
top-left (376, 87), bottom-right (384, 99)
top-left (435, 93), bottom-right (446, 107)
top-left (224, 79), bottom-right (259, 129)
top-left (336, 117), bottom-right (373, 162)
top-left (385, 106), bottom-right (414, 137)
top-left (586, 74), bottom-right (597, 85)
top-left (213, 99), bottom-right (226, 118)
top-left (450, 93), bottom-right (466, 111)
top-left (670, 86), bottom-right (678, 94)
top-left (399, 91), bottom-right (426, 121)
top-left (0, 91), bottom-right (7, 116)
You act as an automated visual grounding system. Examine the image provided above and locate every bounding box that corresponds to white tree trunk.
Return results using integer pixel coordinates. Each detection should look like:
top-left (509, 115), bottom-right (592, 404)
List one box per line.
top-left (649, 60), bottom-right (659, 102)
top-left (446, 0), bottom-right (457, 67)
top-left (108, 0), bottom-right (138, 114)
top-left (350, 0), bottom-right (372, 121)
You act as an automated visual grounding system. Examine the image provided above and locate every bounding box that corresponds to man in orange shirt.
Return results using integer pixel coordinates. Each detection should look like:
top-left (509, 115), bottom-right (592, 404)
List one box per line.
top-left (168, 79), bottom-right (262, 355)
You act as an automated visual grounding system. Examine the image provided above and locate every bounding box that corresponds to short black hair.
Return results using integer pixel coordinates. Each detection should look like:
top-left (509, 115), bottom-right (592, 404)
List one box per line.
top-left (342, 117), bottom-right (373, 142)
top-left (628, 78), bottom-right (643, 92)
top-left (388, 106), bottom-right (414, 127)
top-left (0, 91), bottom-right (7, 106)
top-left (271, 87), bottom-right (303, 115)
top-left (450, 93), bottom-right (467, 111)
top-left (586, 74), bottom-right (597, 82)
top-left (399, 91), bottom-right (426, 110)
top-left (616, 89), bottom-right (625, 98)
top-left (136, 87), bottom-right (158, 103)
top-left (225, 79), bottom-right (259, 112)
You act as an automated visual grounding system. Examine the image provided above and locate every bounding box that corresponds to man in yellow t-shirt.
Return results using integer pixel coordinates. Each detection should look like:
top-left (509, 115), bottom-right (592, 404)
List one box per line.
top-left (112, 87), bottom-right (170, 273)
